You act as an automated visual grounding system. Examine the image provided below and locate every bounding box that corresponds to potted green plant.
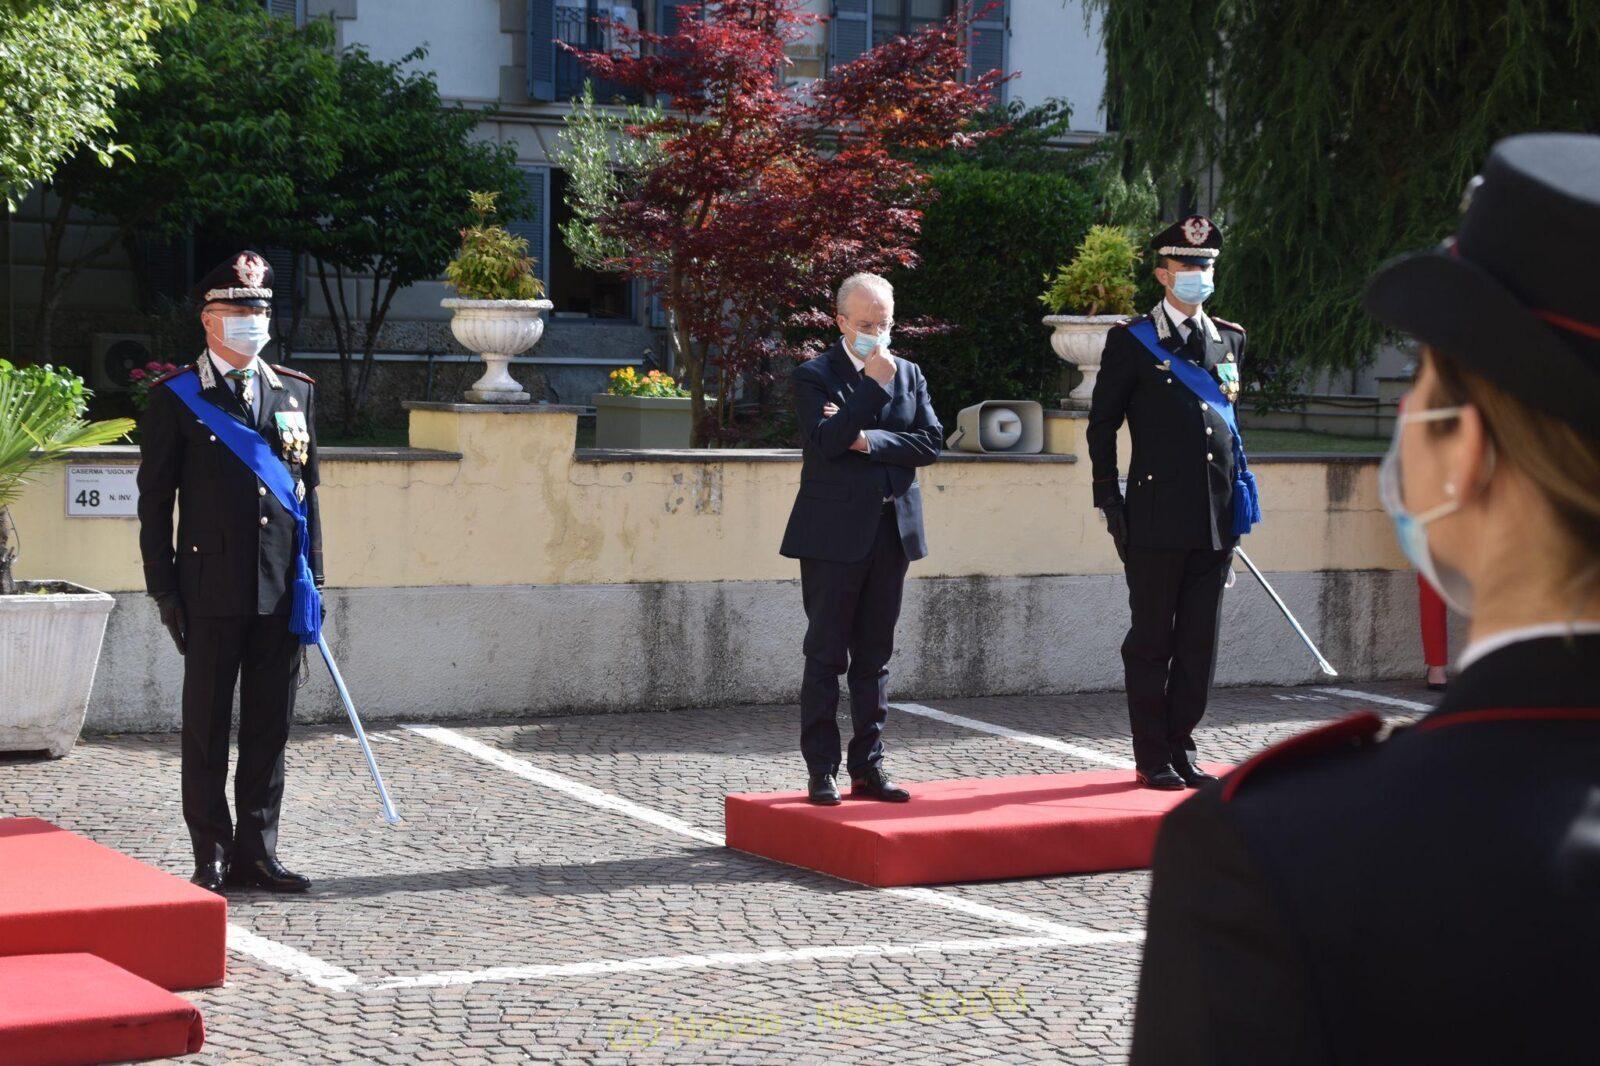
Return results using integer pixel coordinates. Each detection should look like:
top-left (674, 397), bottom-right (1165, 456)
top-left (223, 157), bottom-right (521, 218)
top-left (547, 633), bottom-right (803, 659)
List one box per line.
top-left (0, 359), bottom-right (135, 757)
top-left (441, 190), bottom-right (554, 403)
top-left (593, 367), bottom-right (693, 449)
top-left (1040, 225), bottom-right (1139, 407)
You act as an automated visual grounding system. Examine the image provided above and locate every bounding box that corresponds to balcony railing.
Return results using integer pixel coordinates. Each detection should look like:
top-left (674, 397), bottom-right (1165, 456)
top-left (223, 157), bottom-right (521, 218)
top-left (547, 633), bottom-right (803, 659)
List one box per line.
top-left (554, 4), bottom-right (644, 104)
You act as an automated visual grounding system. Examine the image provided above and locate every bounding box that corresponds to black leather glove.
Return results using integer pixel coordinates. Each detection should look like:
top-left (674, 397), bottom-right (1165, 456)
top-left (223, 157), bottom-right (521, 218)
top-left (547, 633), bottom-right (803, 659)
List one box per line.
top-left (155, 593), bottom-right (186, 655)
top-left (1102, 502), bottom-right (1129, 564)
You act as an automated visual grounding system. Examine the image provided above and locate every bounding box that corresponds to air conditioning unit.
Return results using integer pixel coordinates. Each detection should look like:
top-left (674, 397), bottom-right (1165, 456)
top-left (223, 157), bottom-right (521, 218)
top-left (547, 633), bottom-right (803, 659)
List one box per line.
top-left (90, 334), bottom-right (156, 393)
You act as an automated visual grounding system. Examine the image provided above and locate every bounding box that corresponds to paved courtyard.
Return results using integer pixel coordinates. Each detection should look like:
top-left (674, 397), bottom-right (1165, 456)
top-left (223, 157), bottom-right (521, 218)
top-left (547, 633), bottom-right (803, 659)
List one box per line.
top-left (1, 681), bottom-right (1438, 1064)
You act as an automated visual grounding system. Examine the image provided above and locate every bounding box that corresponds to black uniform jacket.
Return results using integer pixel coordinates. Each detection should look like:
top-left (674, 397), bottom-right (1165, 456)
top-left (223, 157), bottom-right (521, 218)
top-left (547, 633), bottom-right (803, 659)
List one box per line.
top-left (1132, 632), bottom-right (1600, 1064)
top-left (779, 340), bottom-right (942, 564)
top-left (137, 355), bottom-right (322, 617)
top-left (1087, 308), bottom-right (1245, 551)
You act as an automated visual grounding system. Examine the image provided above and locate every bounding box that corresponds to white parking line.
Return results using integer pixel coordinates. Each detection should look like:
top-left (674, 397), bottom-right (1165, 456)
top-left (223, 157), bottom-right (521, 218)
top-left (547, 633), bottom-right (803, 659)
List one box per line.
top-left (227, 923), bottom-right (362, 991)
top-left (364, 931), bottom-right (1140, 991)
top-left (891, 702), bottom-right (1136, 770)
top-left (1313, 688), bottom-right (1434, 713)
top-left (405, 724), bottom-right (1123, 942)
top-left (228, 722), bottom-right (1142, 994)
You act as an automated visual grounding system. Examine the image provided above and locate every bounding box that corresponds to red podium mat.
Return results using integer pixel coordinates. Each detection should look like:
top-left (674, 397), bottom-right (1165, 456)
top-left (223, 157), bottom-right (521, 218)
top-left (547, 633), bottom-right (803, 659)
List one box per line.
top-left (0, 819), bottom-right (226, 991)
top-left (725, 767), bottom-right (1228, 886)
top-left (0, 953), bottom-right (204, 1066)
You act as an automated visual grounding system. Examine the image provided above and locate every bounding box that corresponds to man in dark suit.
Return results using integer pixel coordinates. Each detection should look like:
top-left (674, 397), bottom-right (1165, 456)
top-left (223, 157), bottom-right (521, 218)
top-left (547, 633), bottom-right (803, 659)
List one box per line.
top-left (138, 250), bottom-right (322, 894)
top-left (1086, 217), bottom-right (1249, 789)
top-left (780, 273), bottom-right (942, 805)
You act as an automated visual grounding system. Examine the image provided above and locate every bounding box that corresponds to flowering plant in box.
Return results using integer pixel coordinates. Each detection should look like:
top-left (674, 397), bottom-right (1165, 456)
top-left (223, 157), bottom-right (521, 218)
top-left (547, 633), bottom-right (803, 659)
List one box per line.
top-left (606, 367), bottom-right (688, 399)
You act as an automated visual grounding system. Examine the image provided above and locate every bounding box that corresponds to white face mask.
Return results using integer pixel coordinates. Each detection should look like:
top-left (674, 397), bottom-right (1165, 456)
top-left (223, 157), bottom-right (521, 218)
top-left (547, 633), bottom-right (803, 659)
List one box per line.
top-left (218, 314), bottom-right (271, 359)
top-left (1378, 405), bottom-right (1495, 616)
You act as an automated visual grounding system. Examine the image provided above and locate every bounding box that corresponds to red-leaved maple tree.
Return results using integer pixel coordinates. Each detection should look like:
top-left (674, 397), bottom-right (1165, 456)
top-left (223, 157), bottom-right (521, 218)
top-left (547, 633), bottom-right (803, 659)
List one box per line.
top-left (568, 0), bottom-right (1006, 444)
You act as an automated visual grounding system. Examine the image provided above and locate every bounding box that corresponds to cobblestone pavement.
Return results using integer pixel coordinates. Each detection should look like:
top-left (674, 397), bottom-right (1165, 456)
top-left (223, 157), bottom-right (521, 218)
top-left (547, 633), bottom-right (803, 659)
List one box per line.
top-left (0, 680), bottom-right (1438, 1064)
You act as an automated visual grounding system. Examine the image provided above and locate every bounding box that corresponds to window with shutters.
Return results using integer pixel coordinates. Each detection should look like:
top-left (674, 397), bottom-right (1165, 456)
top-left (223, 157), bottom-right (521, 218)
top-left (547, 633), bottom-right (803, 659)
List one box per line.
top-left (548, 169), bottom-right (634, 319)
top-left (529, 0), bottom-right (645, 103)
top-left (829, 0), bottom-right (1006, 104)
top-left (964, 0), bottom-right (1007, 104)
top-left (262, 0), bottom-right (305, 25)
top-left (508, 165), bottom-right (634, 322)
top-left (872, 0), bottom-right (953, 45)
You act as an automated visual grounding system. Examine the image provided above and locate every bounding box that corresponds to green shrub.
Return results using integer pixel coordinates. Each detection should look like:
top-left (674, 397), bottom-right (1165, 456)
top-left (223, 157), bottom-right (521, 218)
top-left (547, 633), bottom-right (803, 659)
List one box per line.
top-left (890, 163), bottom-right (1096, 417)
top-left (444, 191), bottom-right (546, 301)
top-left (1039, 225), bottom-right (1140, 316)
top-left (0, 359), bottom-right (134, 593)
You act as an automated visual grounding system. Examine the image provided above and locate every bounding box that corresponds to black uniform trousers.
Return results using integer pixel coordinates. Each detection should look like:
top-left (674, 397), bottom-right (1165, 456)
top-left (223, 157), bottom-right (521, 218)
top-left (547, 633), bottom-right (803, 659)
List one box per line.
top-left (181, 611), bottom-right (301, 866)
top-left (1122, 546), bottom-right (1232, 771)
top-left (798, 506), bottom-right (909, 777)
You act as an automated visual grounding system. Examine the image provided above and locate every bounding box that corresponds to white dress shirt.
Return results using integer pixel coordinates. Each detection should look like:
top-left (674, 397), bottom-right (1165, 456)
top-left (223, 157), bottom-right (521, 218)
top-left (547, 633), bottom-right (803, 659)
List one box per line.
top-left (209, 349), bottom-right (262, 421)
top-left (1162, 299), bottom-right (1209, 344)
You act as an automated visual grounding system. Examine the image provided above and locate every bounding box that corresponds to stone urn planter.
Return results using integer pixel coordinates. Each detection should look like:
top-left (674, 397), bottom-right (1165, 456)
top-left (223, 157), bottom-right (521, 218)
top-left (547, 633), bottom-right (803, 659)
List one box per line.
top-left (441, 298), bottom-right (554, 403)
top-left (0, 581), bottom-right (115, 757)
top-left (1044, 315), bottom-right (1129, 407)
top-left (593, 394), bottom-right (694, 449)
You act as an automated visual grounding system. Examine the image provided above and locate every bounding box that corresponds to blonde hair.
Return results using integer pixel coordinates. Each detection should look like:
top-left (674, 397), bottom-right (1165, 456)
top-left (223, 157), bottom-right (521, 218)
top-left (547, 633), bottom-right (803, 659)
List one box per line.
top-left (1424, 346), bottom-right (1600, 599)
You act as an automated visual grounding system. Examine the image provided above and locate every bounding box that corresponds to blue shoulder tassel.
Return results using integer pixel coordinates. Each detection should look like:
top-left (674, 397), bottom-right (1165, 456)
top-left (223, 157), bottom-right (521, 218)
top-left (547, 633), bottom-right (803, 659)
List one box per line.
top-left (1232, 468), bottom-right (1262, 536)
top-left (288, 515), bottom-right (322, 644)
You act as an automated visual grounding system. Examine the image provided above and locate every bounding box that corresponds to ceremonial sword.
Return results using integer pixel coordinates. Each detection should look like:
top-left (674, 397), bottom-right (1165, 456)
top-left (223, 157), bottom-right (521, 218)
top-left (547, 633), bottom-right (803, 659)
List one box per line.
top-left (1232, 547), bottom-right (1339, 677)
top-left (316, 634), bottom-right (402, 824)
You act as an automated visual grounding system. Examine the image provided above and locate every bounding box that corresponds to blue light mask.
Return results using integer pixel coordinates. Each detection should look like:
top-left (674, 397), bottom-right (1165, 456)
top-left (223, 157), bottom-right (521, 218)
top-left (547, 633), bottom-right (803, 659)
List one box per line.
top-left (1170, 268), bottom-right (1215, 305)
top-left (850, 328), bottom-right (890, 360)
top-left (1378, 405), bottom-right (1493, 616)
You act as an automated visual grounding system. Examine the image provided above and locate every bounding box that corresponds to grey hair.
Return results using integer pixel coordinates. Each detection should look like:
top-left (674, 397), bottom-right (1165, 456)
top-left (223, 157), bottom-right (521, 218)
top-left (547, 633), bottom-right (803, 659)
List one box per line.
top-left (836, 273), bottom-right (895, 319)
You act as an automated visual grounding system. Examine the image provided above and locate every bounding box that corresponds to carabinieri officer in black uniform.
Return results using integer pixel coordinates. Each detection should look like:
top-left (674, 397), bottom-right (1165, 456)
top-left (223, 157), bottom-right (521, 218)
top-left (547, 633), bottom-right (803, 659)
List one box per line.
top-left (1087, 216), bottom-right (1259, 789)
top-left (1132, 133), bottom-right (1600, 1063)
top-left (138, 251), bottom-right (321, 894)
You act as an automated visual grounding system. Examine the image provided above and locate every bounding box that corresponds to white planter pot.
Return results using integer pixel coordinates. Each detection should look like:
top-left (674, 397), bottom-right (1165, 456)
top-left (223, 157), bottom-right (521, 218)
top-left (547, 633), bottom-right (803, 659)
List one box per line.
top-left (441, 298), bottom-right (554, 403)
top-left (592, 394), bottom-right (694, 449)
top-left (1044, 314), bottom-right (1130, 407)
top-left (0, 580), bottom-right (115, 757)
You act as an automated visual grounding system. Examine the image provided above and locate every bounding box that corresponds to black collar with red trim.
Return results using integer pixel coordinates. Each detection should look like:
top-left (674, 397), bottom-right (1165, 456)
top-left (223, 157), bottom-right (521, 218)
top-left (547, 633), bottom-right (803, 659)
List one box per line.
top-left (1424, 632), bottom-right (1600, 723)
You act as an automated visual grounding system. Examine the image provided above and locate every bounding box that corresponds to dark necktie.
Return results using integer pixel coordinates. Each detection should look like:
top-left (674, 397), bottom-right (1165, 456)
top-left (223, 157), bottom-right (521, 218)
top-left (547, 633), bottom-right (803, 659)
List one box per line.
top-left (226, 367), bottom-right (256, 413)
top-left (1181, 318), bottom-right (1207, 364)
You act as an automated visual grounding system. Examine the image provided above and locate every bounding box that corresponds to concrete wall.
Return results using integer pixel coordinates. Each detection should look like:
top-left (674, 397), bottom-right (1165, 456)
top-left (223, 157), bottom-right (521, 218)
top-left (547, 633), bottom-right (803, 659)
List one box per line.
top-left (10, 406), bottom-right (1422, 731)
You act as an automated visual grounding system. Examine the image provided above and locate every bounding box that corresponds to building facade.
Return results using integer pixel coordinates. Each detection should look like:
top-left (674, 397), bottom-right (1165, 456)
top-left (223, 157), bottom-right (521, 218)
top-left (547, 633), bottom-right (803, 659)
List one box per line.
top-left (1, 0), bottom-right (1107, 415)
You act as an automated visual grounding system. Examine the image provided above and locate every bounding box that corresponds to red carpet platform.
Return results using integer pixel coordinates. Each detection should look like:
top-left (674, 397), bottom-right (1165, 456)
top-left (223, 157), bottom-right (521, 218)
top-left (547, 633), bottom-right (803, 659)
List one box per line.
top-left (0, 819), bottom-right (226, 991)
top-left (725, 766), bottom-right (1228, 886)
top-left (0, 953), bottom-right (204, 1066)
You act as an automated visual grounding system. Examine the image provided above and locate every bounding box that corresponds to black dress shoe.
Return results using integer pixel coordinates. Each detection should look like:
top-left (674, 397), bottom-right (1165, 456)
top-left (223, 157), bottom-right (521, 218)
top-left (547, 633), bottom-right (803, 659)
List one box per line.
top-left (1171, 757), bottom-right (1218, 789)
top-left (226, 856), bottom-right (312, 893)
top-left (808, 771), bottom-right (841, 806)
top-left (1135, 765), bottom-right (1186, 791)
top-left (850, 765), bottom-right (911, 802)
top-left (190, 860), bottom-right (227, 895)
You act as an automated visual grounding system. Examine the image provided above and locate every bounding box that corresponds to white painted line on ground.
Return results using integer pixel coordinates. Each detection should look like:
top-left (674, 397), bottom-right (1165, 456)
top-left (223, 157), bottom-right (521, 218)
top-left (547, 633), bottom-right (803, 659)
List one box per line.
top-left (892, 702), bottom-right (1136, 770)
top-left (886, 886), bottom-right (1138, 941)
top-left (1313, 688), bottom-right (1434, 714)
top-left (364, 931), bottom-right (1141, 991)
top-left (227, 923), bottom-right (362, 991)
top-left (406, 724), bottom-right (722, 846)
top-left (405, 724), bottom-right (1123, 942)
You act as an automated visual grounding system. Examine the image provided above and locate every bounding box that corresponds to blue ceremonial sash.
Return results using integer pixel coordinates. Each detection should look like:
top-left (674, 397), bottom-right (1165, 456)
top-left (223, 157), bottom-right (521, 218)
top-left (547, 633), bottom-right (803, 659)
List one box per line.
top-left (166, 371), bottom-right (322, 644)
top-left (1126, 319), bottom-right (1261, 536)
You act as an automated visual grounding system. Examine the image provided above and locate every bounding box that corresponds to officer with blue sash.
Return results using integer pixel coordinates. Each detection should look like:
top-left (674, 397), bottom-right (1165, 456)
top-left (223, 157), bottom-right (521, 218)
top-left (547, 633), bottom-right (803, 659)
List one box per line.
top-left (1087, 217), bottom-right (1259, 789)
top-left (137, 251), bottom-right (322, 894)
